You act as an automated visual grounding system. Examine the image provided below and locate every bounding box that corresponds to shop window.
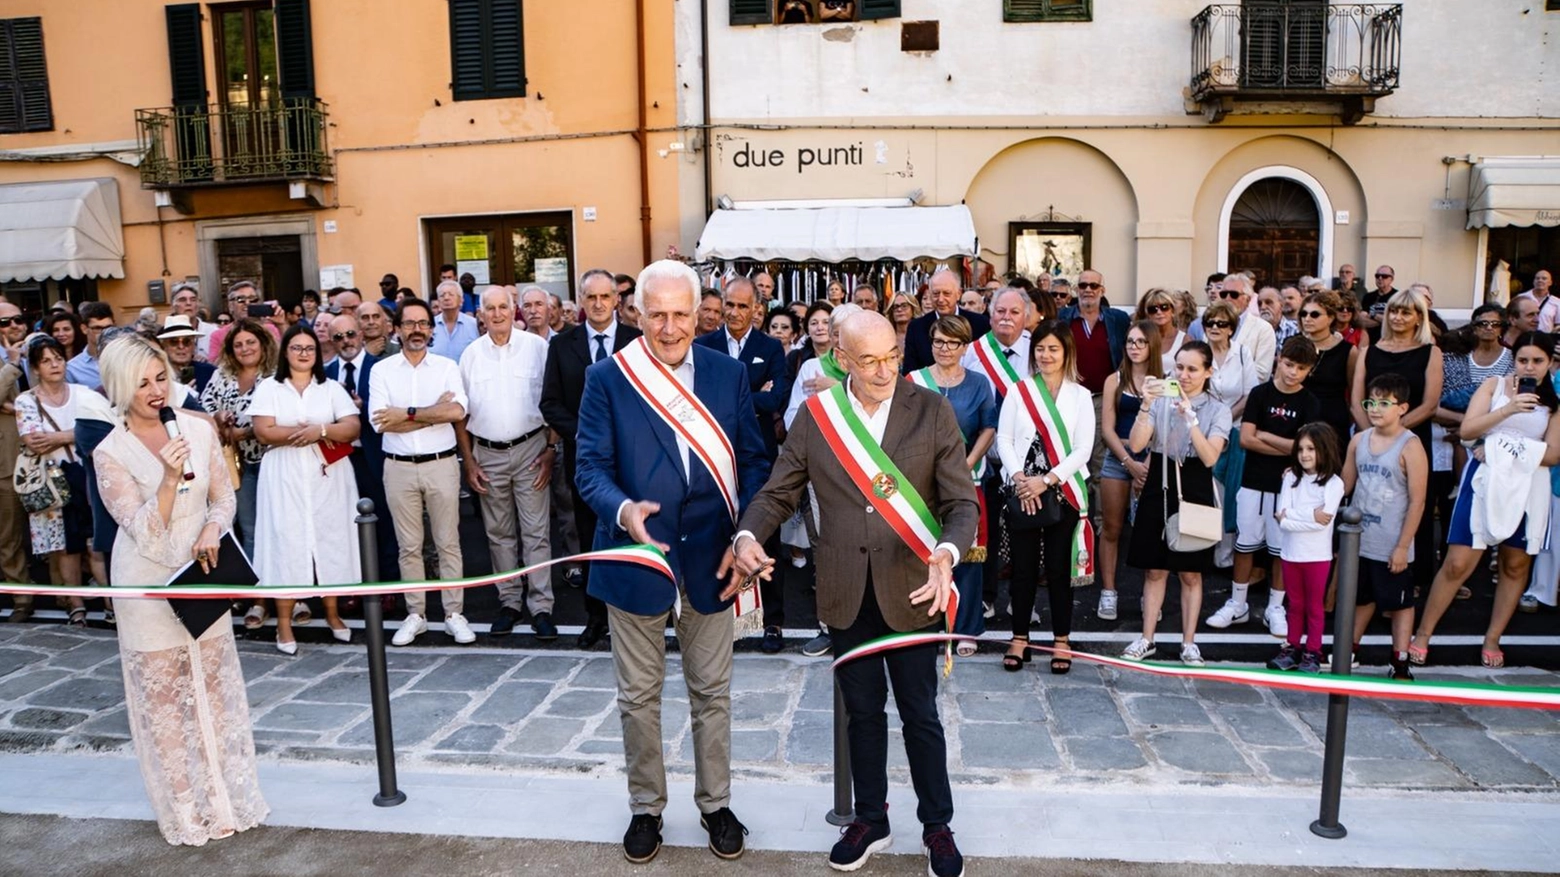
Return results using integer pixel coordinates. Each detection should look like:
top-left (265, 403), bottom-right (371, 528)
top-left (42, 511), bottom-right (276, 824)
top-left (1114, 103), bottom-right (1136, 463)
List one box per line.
top-left (0, 17), bottom-right (52, 133)
top-left (731, 0), bottom-right (901, 26)
top-left (448, 0), bottom-right (525, 101)
top-left (1004, 0), bottom-right (1092, 23)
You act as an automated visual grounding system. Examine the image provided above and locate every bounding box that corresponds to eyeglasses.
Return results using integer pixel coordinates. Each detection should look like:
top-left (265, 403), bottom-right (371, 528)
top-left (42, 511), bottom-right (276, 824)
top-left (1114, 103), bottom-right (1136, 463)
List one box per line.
top-left (1299, 309), bottom-right (1328, 320)
top-left (1361, 398), bottom-right (1402, 410)
top-left (1075, 282), bottom-right (1102, 291)
top-left (1144, 303), bottom-right (1173, 315)
top-left (1125, 337), bottom-right (1149, 348)
top-left (332, 330), bottom-right (358, 341)
top-left (845, 350), bottom-right (902, 372)
top-left (400, 320), bottom-right (432, 330)
top-left (1473, 320), bottom-right (1504, 329)
top-left (1375, 273), bottom-right (1393, 280)
top-left (162, 337), bottom-right (195, 346)
top-left (215, 316), bottom-right (234, 325)
top-left (0, 316), bottom-right (24, 328)
top-left (1204, 319), bottom-right (1233, 330)
top-left (930, 338), bottom-right (965, 350)
top-left (1217, 290), bottom-right (1243, 300)
top-left (287, 345), bottom-right (317, 355)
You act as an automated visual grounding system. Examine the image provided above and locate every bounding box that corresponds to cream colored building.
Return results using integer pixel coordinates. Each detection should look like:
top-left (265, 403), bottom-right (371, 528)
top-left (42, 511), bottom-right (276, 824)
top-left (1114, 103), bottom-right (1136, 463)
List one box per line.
top-left (0, 0), bottom-right (684, 319)
top-left (674, 0), bottom-right (1560, 312)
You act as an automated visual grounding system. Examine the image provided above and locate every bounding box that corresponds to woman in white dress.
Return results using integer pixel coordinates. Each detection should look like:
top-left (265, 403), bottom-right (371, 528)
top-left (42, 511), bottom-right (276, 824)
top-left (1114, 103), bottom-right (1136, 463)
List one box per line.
top-left (92, 336), bottom-right (267, 846)
top-left (248, 324), bottom-right (361, 654)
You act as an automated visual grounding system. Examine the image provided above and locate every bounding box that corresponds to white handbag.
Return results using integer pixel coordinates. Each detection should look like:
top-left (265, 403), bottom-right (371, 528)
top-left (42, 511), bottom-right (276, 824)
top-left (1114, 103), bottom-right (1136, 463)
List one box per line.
top-left (1162, 454), bottom-right (1222, 552)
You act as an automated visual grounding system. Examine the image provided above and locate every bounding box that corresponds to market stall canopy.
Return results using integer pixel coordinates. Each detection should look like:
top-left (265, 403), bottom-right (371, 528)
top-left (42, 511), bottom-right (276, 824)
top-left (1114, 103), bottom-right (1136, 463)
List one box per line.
top-left (0, 178), bottom-right (125, 282)
top-left (695, 204), bottom-right (977, 263)
top-left (1467, 158), bottom-right (1560, 229)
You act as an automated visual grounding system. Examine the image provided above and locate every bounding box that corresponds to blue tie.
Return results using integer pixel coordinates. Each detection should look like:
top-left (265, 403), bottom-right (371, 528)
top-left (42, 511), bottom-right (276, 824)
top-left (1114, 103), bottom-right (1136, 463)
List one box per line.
top-left (594, 334), bottom-right (608, 363)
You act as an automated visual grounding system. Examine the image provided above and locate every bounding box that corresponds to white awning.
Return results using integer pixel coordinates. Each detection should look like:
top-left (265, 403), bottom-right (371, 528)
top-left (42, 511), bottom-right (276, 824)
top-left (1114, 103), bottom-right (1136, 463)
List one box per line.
top-left (1467, 158), bottom-right (1560, 229)
top-left (0, 178), bottom-right (125, 282)
top-left (695, 204), bottom-right (977, 263)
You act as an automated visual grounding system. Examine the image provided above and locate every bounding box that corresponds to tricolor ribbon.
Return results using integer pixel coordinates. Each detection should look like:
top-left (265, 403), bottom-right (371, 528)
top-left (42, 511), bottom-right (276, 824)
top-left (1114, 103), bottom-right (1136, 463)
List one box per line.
top-left (0, 545), bottom-right (672, 602)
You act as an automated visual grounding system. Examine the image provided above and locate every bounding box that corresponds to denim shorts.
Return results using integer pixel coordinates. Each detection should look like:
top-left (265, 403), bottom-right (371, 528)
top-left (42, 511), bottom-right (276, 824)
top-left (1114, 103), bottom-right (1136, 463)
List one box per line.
top-left (1100, 449), bottom-right (1148, 482)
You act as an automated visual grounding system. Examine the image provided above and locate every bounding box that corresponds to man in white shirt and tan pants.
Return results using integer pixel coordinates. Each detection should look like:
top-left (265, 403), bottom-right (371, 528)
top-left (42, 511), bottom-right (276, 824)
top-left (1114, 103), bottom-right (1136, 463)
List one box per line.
top-left (368, 298), bottom-right (473, 645)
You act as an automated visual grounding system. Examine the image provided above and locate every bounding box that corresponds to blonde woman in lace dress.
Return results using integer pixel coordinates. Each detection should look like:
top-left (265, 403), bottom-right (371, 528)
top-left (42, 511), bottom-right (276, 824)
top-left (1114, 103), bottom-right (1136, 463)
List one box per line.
top-left (93, 336), bottom-right (267, 845)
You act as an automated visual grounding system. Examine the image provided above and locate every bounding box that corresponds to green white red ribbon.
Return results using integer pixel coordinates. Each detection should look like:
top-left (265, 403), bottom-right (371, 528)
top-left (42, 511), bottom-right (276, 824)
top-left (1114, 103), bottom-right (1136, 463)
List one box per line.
top-left (0, 545), bottom-right (672, 602)
top-left (832, 633), bottom-right (1560, 711)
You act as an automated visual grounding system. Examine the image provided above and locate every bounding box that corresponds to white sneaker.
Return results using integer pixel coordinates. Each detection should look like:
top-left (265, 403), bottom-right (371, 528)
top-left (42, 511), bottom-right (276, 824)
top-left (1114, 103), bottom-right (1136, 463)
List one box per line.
top-left (1097, 590), bottom-right (1119, 621)
top-left (982, 601), bottom-right (995, 620)
top-left (1121, 637), bottom-right (1155, 661)
top-left (392, 613), bottom-right (427, 646)
top-left (1205, 599), bottom-right (1250, 629)
top-left (445, 613), bottom-right (477, 644)
top-left (1179, 643), bottom-right (1205, 666)
top-left (1263, 604), bottom-right (1288, 638)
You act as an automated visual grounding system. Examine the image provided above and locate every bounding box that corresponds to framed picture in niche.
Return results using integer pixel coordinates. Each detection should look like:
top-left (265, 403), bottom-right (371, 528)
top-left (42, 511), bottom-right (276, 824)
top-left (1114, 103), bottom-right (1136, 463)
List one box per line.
top-left (1009, 222), bottom-right (1091, 285)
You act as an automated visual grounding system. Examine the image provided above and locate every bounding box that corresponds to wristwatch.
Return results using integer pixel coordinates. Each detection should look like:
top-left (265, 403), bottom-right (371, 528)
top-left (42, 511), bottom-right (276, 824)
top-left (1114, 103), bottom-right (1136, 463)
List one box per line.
top-left (407, 407), bottom-right (418, 422)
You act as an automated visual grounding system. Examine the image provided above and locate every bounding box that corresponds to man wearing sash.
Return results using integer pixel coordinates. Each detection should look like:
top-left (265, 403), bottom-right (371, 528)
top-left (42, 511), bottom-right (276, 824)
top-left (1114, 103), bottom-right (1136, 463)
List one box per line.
top-left (731, 311), bottom-right (978, 877)
top-left (575, 260), bottom-right (770, 864)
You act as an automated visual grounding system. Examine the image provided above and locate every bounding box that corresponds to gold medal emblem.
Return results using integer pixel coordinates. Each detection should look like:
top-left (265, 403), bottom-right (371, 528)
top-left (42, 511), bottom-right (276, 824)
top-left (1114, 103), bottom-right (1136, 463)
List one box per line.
top-left (871, 472), bottom-right (898, 500)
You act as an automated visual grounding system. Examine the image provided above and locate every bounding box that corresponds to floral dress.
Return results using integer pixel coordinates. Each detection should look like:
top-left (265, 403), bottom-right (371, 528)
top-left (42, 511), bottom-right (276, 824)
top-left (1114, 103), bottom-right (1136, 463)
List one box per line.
top-left (199, 369), bottom-right (264, 466)
top-left (14, 385), bottom-right (88, 554)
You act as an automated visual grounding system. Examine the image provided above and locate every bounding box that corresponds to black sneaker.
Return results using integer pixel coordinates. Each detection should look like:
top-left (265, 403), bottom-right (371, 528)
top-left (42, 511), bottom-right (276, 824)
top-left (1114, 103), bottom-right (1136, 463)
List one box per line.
top-left (761, 625), bottom-right (784, 654)
top-left (1389, 654), bottom-right (1415, 681)
top-left (829, 820), bottom-right (891, 871)
top-left (700, 806), bottom-right (748, 860)
top-left (532, 611), bottom-right (559, 641)
top-left (490, 606), bottom-right (522, 636)
top-left (623, 813), bottom-right (663, 863)
top-left (1267, 643), bottom-right (1300, 671)
top-left (564, 566), bottom-right (585, 589)
top-left (922, 824), bottom-right (964, 877)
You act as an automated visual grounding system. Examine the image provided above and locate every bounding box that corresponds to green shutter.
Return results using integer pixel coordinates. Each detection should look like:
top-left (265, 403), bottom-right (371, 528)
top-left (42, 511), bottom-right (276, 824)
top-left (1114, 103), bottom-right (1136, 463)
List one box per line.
top-left (164, 4), bottom-right (206, 106)
top-left (730, 0), bottom-right (771, 26)
top-left (0, 18), bottom-right (52, 133)
top-left (487, 0), bottom-right (526, 97)
top-left (449, 0), bottom-right (486, 100)
top-left (859, 0), bottom-right (901, 21)
top-left (1004, 0), bottom-right (1091, 22)
top-left (449, 0), bottom-right (525, 101)
top-left (274, 0), bottom-right (316, 100)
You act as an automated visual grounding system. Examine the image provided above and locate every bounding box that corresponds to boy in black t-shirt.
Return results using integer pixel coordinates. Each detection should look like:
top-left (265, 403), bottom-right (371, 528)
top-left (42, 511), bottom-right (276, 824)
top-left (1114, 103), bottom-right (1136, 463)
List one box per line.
top-left (1208, 336), bottom-right (1321, 636)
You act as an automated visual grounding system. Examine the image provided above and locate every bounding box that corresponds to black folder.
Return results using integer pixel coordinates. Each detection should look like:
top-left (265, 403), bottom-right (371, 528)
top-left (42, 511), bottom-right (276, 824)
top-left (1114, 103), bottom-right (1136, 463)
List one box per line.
top-left (163, 532), bottom-right (258, 638)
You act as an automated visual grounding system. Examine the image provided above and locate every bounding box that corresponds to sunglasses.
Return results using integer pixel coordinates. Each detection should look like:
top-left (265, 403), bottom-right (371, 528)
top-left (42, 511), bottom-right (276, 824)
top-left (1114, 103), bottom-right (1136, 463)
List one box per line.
top-left (1204, 319), bottom-right (1233, 329)
top-left (1375, 273), bottom-right (1393, 280)
top-left (1217, 290), bottom-right (1243, 300)
top-left (379, 280), bottom-right (396, 287)
top-left (1145, 304), bottom-right (1173, 315)
top-left (1473, 320), bottom-right (1503, 329)
top-left (1075, 282), bottom-right (1102, 291)
top-left (1299, 309), bottom-right (1328, 319)
top-left (1051, 291), bottom-right (1071, 300)
top-left (0, 316), bottom-right (24, 328)
top-left (332, 330), bottom-right (359, 341)
top-left (216, 316), bottom-right (234, 325)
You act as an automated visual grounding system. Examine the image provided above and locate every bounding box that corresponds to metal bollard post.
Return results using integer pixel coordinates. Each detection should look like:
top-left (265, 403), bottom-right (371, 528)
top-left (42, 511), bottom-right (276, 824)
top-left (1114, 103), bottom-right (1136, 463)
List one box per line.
top-left (357, 498), bottom-right (407, 807)
top-left (826, 675), bottom-right (854, 826)
top-left (1311, 505), bottom-right (1362, 840)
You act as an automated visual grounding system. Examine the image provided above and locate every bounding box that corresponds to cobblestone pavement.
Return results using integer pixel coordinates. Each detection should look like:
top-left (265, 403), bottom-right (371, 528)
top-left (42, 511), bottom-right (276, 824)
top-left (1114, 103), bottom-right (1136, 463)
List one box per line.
top-left (0, 624), bottom-right (1556, 793)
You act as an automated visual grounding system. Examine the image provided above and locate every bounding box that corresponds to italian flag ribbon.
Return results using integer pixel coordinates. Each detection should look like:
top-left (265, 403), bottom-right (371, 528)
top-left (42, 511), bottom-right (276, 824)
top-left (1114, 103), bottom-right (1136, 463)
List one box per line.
top-left (808, 383), bottom-right (957, 676)
top-left (818, 350), bottom-right (848, 382)
top-left (0, 545), bottom-right (672, 602)
top-left (1013, 377), bottom-right (1095, 585)
top-left (832, 634), bottom-right (1560, 711)
top-left (971, 332), bottom-right (1022, 400)
top-left (614, 338), bottom-right (739, 523)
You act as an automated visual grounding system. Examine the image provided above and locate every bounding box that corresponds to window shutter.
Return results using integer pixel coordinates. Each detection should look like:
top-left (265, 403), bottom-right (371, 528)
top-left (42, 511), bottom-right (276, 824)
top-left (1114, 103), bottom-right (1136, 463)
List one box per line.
top-left (487, 0), bottom-right (525, 97)
top-left (449, 0), bottom-right (524, 100)
top-left (0, 18), bottom-right (52, 133)
top-left (449, 0), bottom-right (485, 99)
top-left (274, 0), bottom-right (316, 101)
top-left (164, 4), bottom-right (206, 107)
top-left (1004, 0), bottom-right (1091, 22)
top-left (859, 0), bottom-right (901, 21)
top-left (1003, 0), bottom-right (1047, 22)
top-left (730, 0), bottom-right (770, 25)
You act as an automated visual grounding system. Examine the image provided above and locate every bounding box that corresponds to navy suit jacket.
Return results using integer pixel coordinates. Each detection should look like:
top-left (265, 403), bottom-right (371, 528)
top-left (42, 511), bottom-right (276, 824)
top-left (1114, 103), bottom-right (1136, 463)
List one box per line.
top-left (693, 326), bottom-right (790, 460)
top-left (324, 353), bottom-right (382, 475)
top-left (575, 344), bottom-right (769, 616)
top-left (903, 308), bottom-right (991, 373)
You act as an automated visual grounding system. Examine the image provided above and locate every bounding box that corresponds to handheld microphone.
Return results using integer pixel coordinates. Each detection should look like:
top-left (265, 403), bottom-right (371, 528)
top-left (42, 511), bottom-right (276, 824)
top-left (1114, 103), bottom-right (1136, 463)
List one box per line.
top-left (158, 407), bottom-right (197, 482)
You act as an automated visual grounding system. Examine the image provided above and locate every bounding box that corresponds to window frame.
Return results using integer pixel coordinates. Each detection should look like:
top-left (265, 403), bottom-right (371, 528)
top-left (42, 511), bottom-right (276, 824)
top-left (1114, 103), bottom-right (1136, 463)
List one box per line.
top-left (1003, 0), bottom-right (1093, 24)
top-left (0, 16), bottom-right (53, 134)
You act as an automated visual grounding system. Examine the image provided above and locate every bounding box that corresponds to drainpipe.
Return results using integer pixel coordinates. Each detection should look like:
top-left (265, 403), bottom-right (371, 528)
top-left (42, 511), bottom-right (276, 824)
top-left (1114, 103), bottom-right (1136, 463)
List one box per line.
top-left (701, 0), bottom-right (713, 218)
top-left (636, 0), bottom-right (653, 266)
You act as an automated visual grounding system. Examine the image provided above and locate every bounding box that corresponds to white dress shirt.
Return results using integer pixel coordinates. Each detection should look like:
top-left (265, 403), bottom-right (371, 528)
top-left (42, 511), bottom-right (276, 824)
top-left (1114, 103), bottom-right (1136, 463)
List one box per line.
top-left (724, 326), bottom-right (750, 360)
top-left (961, 329), bottom-right (1033, 381)
top-left (616, 352), bottom-right (694, 527)
top-left (584, 320), bottom-right (619, 363)
top-left (1234, 315), bottom-right (1277, 382)
top-left (459, 330), bottom-right (548, 441)
top-left (366, 351), bottom-right (468, 456)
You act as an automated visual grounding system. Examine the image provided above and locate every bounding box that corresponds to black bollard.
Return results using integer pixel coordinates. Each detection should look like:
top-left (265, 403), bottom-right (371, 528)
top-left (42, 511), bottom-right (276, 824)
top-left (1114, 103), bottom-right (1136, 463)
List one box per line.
top-left (357, 498), bottom-right (406, 807)
top-left (826, 676), bottom-right (854, 826)
top-left (1311, 505), bottom-right (1363, 839)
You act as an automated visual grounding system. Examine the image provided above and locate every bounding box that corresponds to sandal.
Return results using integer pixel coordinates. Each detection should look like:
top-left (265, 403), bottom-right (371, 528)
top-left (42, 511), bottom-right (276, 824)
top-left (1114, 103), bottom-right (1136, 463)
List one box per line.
top-left (8, 604), bottom-right (33, 624)
top-left (1002, 637), bottom-right (1031, 672)
top-left (955, 640), bottom-right (978, 658)
top-left (243, 604), bottom-right (268, 630)
top-left (1407, 642), bottom-right (1429, 666)
top-left (1050, 638), bottom-right (1073, 676)
top-left (1481, 648), bottom-right (1505, 669)
top-left (292, 603), bottom-right (313, 626)
top-left (67, 607), bottom-right (87, 628)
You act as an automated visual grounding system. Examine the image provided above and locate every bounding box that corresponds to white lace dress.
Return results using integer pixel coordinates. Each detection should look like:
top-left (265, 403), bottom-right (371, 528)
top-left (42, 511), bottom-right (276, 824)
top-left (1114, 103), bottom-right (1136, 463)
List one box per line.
top-left (93, 412), bottom-right (268, 845)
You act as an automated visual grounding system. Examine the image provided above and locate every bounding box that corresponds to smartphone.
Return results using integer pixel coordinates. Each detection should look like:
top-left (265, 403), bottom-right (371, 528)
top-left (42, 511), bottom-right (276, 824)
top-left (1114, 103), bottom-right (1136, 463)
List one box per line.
top-left (1518, 376), bottom-right (1539, 396)
top-left (247, 303), bottom-right (276, 318)
top-left (1162, 379), bottom-right (1181, 398)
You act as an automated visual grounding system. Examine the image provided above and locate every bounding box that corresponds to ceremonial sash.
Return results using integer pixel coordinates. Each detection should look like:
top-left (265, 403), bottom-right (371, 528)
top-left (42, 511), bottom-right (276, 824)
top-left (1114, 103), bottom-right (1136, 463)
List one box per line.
top-left (818, 350), bottom-right (848, 381)
top-left (1012, 377), bottom-right (1096, 584)
top-left (614, 338), bottom-right (739, 523)
top-left (971, 332), bottom-right (1022, 399)
top-left (905, 367), bottom-right (987, 483)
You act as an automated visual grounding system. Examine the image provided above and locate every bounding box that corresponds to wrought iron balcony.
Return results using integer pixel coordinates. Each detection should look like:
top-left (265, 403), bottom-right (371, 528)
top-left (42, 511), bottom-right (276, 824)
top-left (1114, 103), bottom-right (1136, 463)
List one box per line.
top-left (1190, 3), bottom-right (1401, 123)
top-left (135, 98), bottom-right (332, 188)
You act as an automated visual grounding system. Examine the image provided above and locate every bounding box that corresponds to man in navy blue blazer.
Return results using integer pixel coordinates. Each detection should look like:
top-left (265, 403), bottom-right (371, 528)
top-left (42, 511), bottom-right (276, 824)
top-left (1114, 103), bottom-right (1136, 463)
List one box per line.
top-left (575, 260), bottom-right (768, 863)
top-left (323, 314), bottom-right (398, 581)
top-left (902, 268), bottom-right (990, 373)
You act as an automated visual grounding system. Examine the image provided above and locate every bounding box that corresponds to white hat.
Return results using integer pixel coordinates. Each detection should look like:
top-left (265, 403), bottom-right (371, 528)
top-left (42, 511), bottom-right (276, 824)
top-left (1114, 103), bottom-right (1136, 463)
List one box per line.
top-left (157, 314), bottom-right (200, 340)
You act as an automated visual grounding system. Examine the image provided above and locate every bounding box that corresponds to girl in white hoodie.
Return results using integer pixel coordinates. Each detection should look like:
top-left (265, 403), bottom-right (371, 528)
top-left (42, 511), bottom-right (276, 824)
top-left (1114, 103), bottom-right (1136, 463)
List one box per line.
top-left (1270, 424), bottom-right (1346, 673)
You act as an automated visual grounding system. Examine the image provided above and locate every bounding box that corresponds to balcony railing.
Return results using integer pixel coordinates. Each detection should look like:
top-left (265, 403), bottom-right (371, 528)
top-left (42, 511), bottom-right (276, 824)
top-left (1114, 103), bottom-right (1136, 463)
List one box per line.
top-left (135, 98), bottom-right (332, 188)
top-left (1190, 3), bottom-right (1401, 121)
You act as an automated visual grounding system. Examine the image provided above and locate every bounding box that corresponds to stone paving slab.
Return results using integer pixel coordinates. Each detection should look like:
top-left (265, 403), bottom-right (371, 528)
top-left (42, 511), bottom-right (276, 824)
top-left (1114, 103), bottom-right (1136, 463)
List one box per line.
top-left (0, 626), bottom-right (1554, 796)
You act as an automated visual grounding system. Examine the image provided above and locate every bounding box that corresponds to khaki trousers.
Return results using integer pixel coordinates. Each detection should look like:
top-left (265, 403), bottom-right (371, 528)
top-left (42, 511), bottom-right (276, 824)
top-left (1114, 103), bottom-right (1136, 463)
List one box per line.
top-left (608, 593), bottom-right (733, 816)
top-left (0, 488), bottom-right (29, 607)
top-left (473, 433), bottom-right (553, 614)
top-left (384, 455), bottom-right (464, 616)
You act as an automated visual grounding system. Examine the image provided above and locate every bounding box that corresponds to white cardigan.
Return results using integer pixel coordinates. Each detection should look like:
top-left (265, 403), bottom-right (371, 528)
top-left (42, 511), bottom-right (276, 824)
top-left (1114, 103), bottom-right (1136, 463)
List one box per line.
top-left (996, 378), bottom-right (1096, 486)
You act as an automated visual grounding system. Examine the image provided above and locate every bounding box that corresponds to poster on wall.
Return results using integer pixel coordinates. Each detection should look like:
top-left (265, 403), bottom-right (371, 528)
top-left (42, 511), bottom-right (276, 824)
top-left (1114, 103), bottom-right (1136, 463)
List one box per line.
top-left (454, 235), bottom-right (489, 262)
top-left (533, 257), bottom-right (569, 285)
top-left (320, 264), bottom-right (354, 290)
top-left (1009, 223), bottom-right (1091, 285)
top-left (456, 260), bottom-right (491, 285)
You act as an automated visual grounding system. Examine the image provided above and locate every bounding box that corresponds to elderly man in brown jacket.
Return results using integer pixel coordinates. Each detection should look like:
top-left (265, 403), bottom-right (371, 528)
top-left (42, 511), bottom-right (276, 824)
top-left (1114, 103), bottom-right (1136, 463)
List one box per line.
top-left (727, 310), bottom-right (977, 877)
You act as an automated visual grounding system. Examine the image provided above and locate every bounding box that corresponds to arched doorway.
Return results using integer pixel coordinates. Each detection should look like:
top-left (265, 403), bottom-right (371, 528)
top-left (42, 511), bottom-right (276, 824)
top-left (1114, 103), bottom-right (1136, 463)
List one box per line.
top-left (1227, 177), bottom-right (1320, 288)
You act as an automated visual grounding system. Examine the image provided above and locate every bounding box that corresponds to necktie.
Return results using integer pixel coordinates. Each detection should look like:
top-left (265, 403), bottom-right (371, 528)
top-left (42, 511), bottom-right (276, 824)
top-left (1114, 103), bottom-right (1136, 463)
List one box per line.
top-left (594, 334), bottom-right (608, 363)
top-left (343, 361), bottom-right (356, 395)
top-left (1002, 348), bottom-right (1015, 359)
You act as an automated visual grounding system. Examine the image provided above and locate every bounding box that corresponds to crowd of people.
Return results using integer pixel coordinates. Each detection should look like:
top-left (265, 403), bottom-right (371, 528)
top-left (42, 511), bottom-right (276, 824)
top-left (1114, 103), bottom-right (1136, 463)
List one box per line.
top-left (0, 258), bottom-right (1555, 865)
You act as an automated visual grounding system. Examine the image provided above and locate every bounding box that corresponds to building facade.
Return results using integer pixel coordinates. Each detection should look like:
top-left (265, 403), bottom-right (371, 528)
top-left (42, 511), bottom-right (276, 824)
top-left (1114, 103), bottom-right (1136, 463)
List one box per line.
top-left (676, 0), bottom-right (1560, 310)
top-left (0, 0), bottom-right (684, 318)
